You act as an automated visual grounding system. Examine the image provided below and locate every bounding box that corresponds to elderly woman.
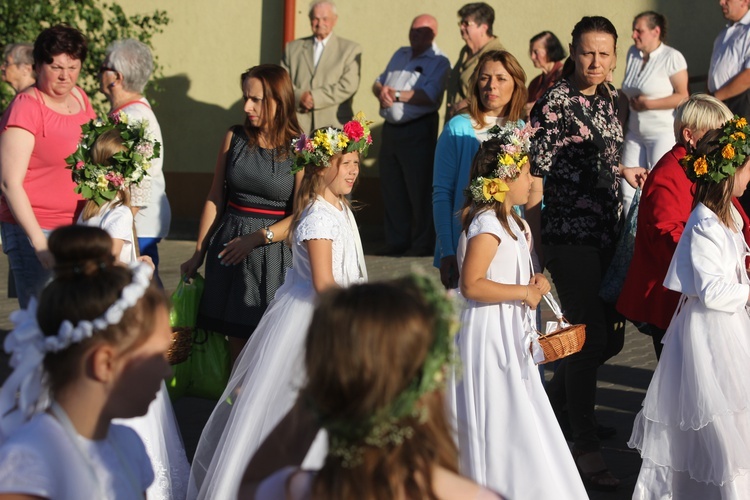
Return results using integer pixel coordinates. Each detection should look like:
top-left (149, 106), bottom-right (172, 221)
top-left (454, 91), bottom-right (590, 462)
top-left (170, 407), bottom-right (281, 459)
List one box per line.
top-left (617, 95), bottom-right (750, 359)
top-left (433, 49), bottom-right (527, 289)
top-left (0, 25), bottom-right (95, 308)
top-left (99, 38), bottom-right (170, 280)
top-left (527, 16), bottom-right (645, 491)
top-left (1, 43), bottom-right (35, 94)
top-left (620, 11), bottom-right (689, 215)
top-left (524, 31), bottom-right (566, 119)
top-left (181, 65), bottom-right (303, 363)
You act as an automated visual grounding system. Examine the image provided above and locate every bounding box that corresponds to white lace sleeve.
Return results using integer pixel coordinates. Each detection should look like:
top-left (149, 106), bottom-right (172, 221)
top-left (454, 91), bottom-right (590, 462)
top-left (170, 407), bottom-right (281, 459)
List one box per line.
top-left (0, 445), bottom-right (53, 496)
top-left (130, 177), bottom-right (152, 208)
top-left (296, 209), bottom-right (339, 243)
top-left (467, 211), bottom-right (504, 240)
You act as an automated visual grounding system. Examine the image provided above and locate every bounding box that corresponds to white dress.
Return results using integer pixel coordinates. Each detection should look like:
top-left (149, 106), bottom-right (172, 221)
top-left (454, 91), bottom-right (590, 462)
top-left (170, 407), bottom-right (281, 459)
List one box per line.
top-left (79, 203), bottom-right (137, 263)
top-left (447, 211), bottom-right (587, 499)
top-left (80, 204), bottom-right (190, 500)
top-left (0, 413), bottom-right (154, 499)
top-left (188, 196), bottom-right (367, 500)
top-left (629, 203), bottom-right (750, 499)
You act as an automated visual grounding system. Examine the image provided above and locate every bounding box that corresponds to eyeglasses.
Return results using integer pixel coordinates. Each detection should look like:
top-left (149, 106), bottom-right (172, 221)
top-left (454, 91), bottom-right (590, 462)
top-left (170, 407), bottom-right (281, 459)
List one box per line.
top-left (99, 65), bottom-right (117, 74)
top-left (458, 19), bottom-right (477, 28)
top-left (1, 60), bottom-right (16, 69)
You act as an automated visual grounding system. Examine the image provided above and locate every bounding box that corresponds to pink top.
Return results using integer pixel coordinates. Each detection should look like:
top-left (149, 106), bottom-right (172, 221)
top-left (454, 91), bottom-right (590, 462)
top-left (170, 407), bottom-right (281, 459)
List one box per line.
top-left (0, 86), bottom-right (96, 229)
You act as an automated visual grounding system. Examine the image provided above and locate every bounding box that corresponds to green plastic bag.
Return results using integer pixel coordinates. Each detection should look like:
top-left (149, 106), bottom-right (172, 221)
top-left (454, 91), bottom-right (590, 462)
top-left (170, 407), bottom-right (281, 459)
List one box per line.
top-left (166, 275), bottom-right (231, 401)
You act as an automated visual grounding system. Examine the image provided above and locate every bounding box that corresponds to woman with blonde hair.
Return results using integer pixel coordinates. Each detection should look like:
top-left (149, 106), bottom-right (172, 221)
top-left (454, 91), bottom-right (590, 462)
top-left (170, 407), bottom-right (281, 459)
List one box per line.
top-left (239, 276), bottom-right (504, 499)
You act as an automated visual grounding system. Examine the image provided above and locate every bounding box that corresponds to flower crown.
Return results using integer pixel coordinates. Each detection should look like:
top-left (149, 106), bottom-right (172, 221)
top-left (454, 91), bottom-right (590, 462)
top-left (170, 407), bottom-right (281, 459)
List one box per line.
top-left (290, 111), bottom-right (372, 174)
top-left (467, 122), bottom-right (538, 204)
top-left (680, 116), bottom-right (750, 183)
top-left (66, 111), bottom-right (161, 206)
top-left (320, 272), bottom-right (460, 467)
top-left (0, 262), bottom-right (153, 439)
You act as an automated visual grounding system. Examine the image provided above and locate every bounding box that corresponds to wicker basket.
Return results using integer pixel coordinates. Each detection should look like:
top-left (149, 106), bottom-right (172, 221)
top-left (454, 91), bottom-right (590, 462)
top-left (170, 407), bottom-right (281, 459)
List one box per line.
top-left (536, 321), bottom-right (586, 364)
top-left (534, 293), bottom-right (586, 364)
top-left (168, 327), bottom-right (193, 365)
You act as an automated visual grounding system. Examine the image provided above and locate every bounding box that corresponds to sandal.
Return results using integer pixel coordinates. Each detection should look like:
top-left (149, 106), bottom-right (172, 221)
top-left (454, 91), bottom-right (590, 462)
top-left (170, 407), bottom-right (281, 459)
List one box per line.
top-left (572, 448), bottom-right (620, 492)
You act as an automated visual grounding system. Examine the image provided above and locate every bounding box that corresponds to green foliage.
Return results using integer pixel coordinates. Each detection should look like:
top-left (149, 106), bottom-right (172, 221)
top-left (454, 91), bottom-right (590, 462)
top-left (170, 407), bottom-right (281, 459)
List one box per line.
top-left (0, 0), bottom-right (169, 114)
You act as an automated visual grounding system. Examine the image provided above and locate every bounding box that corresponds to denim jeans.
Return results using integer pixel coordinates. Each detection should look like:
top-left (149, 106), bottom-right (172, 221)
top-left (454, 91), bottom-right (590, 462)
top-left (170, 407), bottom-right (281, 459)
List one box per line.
top-left (1, 222), bottom-right (50, 309)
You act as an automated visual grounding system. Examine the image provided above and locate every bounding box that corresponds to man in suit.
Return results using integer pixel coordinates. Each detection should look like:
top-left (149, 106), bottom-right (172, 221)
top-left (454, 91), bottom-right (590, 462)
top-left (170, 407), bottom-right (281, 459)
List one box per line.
top-left (373, 14), bottom-right (450, 256)
top-left (281, 0), bottom-right (362, 133)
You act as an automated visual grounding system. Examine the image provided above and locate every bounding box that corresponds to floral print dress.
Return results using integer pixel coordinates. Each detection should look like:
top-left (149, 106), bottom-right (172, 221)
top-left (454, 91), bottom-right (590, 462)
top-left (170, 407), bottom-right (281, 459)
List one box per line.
top-left (529, 78), bottom-right (624, 249)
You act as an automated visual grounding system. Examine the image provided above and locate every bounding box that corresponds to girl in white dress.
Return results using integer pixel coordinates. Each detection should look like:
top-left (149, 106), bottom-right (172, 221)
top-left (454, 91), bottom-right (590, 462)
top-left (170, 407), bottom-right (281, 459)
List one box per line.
top-left (188, 116), bottom-right (370, 500)
top-left (447, 123), bottom-right (588, 499)
top-left (629, 117), bottom-right (750, 499)
top-left (0, 225), bottom-right (172, 499)
top-left (71, 116), bottom-right (190, 500)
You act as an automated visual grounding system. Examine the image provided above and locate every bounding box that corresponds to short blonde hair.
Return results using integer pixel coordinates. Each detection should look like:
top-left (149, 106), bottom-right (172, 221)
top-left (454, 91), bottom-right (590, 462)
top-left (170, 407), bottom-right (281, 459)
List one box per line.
top-left (673, 94), bottom-right (732, 145)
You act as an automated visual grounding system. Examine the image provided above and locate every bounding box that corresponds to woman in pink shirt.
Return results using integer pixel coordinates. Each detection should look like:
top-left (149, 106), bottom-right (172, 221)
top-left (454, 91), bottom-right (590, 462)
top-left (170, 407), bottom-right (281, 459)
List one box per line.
top-left (0, 25), bottom-right (95, 307)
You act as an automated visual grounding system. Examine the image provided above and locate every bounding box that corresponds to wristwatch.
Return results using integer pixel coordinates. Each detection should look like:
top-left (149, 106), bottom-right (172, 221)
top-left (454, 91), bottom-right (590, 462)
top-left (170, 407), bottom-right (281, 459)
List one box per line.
top-left (394, 90), bottom-right (401, 102)
top-left (264, 228), bottom-right (274, 244)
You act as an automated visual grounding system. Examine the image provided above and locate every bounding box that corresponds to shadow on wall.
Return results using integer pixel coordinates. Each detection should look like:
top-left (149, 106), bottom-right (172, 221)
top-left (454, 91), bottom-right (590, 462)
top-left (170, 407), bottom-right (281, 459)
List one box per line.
top-left (148, 74), bottom-right (244, 222)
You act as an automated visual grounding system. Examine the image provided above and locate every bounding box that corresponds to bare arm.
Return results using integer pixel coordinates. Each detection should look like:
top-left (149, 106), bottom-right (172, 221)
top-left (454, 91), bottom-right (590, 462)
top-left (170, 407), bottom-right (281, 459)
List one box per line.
top-left (0, 127), bottom-right (53, 268)
top-left (460, 233), bottom-right (542, 308)
top-left (179, 130), bottom-right (232, 278)
top-left (238, 397), bottom-right (320, 499)
top-left (219, 171), bottom-right (303, 266)
top-left (713, 68), bottom-right (750, 102)
top-left (630, 70), bottom-right (689, 111)
top-left (307, 238), bottom-right (337, 293)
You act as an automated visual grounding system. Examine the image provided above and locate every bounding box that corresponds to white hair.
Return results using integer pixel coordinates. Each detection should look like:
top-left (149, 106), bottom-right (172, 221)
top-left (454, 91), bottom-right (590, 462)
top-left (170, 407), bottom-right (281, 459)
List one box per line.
top-left (309, 0), bottom-right (337, 17)
top-left (105, 39), bottom-right (154, 94)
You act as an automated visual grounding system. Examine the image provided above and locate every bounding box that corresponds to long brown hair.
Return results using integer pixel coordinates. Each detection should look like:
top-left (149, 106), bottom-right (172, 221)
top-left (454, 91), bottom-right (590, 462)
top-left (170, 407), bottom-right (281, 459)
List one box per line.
top-left (40, 225), bottom-right (166, 396)
top-left (303, 280), bottom-right (459, 499)
top-left (80, 129), bottom-right (130, 221)
top-left (692, 128), bottom-right (738, 227)
top-left (467, 50), bottom-right (527, 127)
top-left (240, 64), bottom-right (302, 154)
top-left (286, 145), bottom-right (355, 245)
top-left (461, 138), bottom-right (524, 239)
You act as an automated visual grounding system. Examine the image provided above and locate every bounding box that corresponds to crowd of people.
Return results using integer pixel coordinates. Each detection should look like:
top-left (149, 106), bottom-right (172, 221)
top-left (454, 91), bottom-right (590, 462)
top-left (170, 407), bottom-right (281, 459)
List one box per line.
top-left (0, 0), bottom-right (749, 498)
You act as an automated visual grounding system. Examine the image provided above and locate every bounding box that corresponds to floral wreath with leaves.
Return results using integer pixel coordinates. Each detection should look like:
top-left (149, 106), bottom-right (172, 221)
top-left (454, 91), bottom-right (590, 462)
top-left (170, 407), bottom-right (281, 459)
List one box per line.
top-left (680, 116), bottom-right (750, 184)
top-left (65, 111), bottom-right (161, 206)
top-left (290, 112), bottom-right (373, 174)
top-left (317, 272), bottom-right (460, 468)
top-left (467, 122), bottom-right (538, 204)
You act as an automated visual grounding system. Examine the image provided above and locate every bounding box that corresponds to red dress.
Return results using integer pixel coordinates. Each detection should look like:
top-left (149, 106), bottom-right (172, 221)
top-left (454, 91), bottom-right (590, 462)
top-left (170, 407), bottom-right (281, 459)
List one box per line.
top-left (617, 144), bottom-right (750, 329)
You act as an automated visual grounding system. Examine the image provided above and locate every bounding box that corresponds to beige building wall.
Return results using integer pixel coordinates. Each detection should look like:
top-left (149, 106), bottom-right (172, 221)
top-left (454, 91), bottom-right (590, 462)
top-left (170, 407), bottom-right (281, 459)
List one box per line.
top-left (121, 0), bottom-right (725, 223)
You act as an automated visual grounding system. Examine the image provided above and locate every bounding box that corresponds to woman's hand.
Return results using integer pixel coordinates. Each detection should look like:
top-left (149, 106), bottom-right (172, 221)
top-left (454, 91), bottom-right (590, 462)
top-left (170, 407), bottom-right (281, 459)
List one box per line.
top-left (219, 231), bottom-right (265, 266)
top-left (180, 252), bottom-right (205, 280)
top-left (629, 95), bottom-right (651, 112)
top-left (137, 255), bottom-right (155, 271)
top-left (530, 273), bottom-right (551, 295)
top-left (439, 255), bottom-right (459, 289)
top-left (621, 166), bottom-right (648, 188)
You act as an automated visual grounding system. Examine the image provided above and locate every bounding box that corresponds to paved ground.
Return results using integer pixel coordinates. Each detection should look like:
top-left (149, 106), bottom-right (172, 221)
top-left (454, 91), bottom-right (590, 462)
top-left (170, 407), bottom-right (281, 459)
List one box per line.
top-left (0, 235), bottom-right (656, 499)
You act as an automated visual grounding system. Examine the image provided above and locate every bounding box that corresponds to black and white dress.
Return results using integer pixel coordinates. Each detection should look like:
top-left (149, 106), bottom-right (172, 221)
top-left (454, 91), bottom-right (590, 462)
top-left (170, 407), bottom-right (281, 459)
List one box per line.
top-left (197, 126), bottom-right (295, 338)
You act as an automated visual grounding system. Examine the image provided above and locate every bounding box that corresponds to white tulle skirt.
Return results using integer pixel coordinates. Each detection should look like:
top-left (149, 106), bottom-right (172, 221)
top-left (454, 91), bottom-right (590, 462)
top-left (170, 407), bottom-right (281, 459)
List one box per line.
top-left (116, 382), bottom-right (190, 500)
top-left (187, 278), bottom-right (327, 500)
top-left (629, 296), bottom-right (750, 499)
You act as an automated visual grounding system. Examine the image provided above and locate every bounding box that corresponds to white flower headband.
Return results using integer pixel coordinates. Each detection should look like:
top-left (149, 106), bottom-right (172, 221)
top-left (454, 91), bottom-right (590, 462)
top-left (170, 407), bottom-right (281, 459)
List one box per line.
top-left (0, 262), bottom-right (153, 439)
